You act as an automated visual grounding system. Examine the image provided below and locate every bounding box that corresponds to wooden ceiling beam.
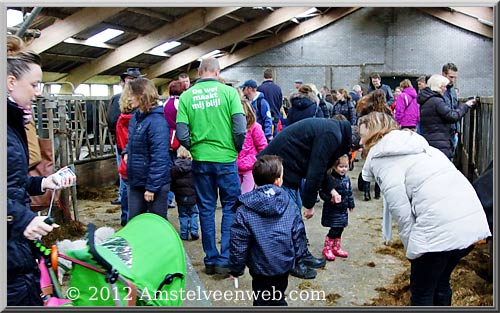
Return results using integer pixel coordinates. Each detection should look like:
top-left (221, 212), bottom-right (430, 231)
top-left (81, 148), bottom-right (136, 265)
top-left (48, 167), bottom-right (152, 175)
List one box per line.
top-left (145, 6), bottom-right (312, 79)
top-left (58, 7), bottom-right (239, 92)
top-left (450, 7), bottom-right (493, 23)
top-left (27, 7), bottom-right (125, 53)
top-left (126, 8), bottom-right (174, 22)
top-left (418, 7), bottom-right (493, 38)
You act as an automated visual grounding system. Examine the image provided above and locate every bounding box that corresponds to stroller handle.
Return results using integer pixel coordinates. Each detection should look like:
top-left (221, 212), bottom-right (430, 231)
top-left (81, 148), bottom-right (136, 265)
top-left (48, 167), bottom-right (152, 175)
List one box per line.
top-left (87, 223), bottom-right (119, 284)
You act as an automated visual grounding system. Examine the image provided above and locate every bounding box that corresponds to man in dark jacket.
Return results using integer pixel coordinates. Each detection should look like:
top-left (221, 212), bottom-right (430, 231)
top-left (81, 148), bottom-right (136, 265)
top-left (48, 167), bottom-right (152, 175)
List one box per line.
top-left (230, 155), bottom-right (308, 305)
top-left (367, 73), bottom-right (394, 107)
top-left (107, 68), bottom-right (143, 205)
top-left (258, 118), bottom-right (352, 279)
top-left (257, 68), bottom-right (283, 136)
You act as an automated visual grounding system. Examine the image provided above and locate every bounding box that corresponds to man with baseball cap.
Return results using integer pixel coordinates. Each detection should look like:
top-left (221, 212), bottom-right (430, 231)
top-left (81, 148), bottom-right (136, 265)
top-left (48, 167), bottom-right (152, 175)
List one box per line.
top-left (106, 68), bottom-right (143, 222)
top-left (240, 79), bottom-right (273, 142)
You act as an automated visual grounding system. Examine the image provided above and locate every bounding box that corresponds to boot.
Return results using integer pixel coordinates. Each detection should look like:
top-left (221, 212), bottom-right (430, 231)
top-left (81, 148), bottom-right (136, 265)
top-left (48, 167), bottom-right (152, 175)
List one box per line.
top-left (332, 238), bottom-right (349, 258)
top-left (290, 262), bottom-right (317, 279)
top-left (374, 183), bottom-right (381, 199)
top-left (322, 236), bottom-right (336, 261)
top-left (364, 181), bottom-right (371, 201)
top-left (302, 250), bottom-right (326, 268)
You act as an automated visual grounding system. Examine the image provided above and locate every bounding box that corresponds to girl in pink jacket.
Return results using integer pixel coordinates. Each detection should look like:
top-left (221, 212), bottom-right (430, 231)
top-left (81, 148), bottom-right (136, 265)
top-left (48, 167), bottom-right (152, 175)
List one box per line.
top-left (237, 99), bottom-right (268, 194)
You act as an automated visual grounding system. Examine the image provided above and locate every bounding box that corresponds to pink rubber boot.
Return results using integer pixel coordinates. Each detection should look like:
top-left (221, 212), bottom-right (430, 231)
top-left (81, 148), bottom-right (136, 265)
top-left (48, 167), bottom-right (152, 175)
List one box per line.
top-left (332, 238), bottom-right (349, 258)
top-left (322, 236), bottom-right (336, 261)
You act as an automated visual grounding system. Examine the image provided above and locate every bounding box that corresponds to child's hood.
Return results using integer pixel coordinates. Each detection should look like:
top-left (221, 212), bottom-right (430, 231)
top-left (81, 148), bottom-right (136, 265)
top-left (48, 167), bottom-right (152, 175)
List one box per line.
top-left (173, 158), bottom-right (192, 173)
top-left (237, 184), bottom-right (290, 217)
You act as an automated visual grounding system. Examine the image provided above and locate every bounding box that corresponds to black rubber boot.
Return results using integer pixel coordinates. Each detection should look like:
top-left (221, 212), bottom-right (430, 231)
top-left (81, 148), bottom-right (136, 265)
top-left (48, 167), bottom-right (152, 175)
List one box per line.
top-left (364, 181), bottom-right (371, 201)
top-left (374, 183), bottom-right (381, 199)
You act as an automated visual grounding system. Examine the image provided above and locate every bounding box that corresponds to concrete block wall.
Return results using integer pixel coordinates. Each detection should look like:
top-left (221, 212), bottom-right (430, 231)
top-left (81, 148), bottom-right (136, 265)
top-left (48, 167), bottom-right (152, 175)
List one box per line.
top-left (220, 7), bottom-right (493, 98)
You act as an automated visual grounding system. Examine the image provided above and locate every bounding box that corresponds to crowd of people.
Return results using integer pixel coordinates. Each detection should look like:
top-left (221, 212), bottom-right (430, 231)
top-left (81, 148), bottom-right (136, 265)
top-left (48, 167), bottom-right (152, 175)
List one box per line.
top-left (7, 32), bottom-right (491, 307)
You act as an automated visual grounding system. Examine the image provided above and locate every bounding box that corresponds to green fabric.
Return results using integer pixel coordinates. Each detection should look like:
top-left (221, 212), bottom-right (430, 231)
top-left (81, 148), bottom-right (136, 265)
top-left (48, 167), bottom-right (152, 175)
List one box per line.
top-left (177, 79), bottom-right (244, 162)
top-left (66, 213), bottom-right (186, 306)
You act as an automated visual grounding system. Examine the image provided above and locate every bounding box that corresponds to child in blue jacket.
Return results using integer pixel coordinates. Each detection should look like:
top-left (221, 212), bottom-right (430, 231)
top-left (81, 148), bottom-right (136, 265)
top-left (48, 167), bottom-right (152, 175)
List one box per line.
top-left (229, 155), bottom-right (308, 306)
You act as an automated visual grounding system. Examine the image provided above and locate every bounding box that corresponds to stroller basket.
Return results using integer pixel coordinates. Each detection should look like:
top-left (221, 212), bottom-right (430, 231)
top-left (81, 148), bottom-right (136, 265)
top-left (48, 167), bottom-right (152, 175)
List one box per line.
top-left (65, 213), bottom-right (186, 306)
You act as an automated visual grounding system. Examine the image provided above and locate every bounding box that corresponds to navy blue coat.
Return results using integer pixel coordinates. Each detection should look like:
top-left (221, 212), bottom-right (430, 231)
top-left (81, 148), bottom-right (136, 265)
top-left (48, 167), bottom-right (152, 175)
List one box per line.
top-left (229, 185), bottom-right (308, 276)
top-left (170, 158), bottom-right (197, 206)
top-left (367, 83), bottom-right (395, 106)
top-left (259, 118), bottom-right (352, 208)
top-left (333, 99), bottom-right (357, 125)
top-left (257, 80), bottom-right (283, 120)
top-left (125, 105), bottom-right (171, 191)
top-left (320, 172), bottom-right (355, 228)
top-left (7, 99), bottom-right (45, 305)
top-left (286, 91), bottom-right (323, 126)
top-left (417, 87), bottom-right (468, 159)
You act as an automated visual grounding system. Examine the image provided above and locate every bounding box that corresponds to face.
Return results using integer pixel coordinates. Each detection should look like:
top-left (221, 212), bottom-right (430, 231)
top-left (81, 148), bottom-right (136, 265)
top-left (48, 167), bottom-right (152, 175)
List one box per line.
top-left (359, 123), bottom-right (368, 146)
top-left (443, 70), bottom-right (457, 86)
top-left (417, 81), bottom-right (426, 90)
top-left (242, 87), bottom-right (250, 98)
top-left (336, 91), bottom-right (343, 100)
top-left (394, 88), bottom-right (401, 98)
top-left (294, 83), bottom-right (302, 89)
top-left (7, 63), bottom-right (43, 109)
top-left (334, 161), bottom-right (349, 176)
top-left (129, 95), bottom-right (140, 109)
top-left (439, 84), bottom-right (447, 95)
top-left (179, 77), bottom-right (190, 89)
top-left (371, 77), bottom-right (381, 88)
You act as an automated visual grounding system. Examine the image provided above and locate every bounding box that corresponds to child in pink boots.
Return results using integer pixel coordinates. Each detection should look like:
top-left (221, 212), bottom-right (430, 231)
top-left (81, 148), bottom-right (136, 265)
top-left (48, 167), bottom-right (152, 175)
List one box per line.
top-left (319, 155), bottom-right (355, 261)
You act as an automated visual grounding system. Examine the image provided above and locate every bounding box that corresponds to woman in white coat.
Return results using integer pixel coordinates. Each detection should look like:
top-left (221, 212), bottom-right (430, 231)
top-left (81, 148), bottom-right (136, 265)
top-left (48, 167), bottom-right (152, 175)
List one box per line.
top-left (358, 112), bottom-right (491, 306)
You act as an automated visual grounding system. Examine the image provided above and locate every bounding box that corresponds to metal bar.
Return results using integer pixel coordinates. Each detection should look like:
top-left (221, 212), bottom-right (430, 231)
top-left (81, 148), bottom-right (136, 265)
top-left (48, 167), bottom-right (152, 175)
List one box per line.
top-left (15, 7), bottom-right (43, 37)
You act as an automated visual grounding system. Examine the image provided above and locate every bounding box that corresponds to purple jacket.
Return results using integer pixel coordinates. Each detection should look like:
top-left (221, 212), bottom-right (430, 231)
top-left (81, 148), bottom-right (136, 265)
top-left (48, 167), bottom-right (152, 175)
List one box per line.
top-left (237, 122), bottom-right (268, 174)
top-left (394, 87), bottom-right (419, 127)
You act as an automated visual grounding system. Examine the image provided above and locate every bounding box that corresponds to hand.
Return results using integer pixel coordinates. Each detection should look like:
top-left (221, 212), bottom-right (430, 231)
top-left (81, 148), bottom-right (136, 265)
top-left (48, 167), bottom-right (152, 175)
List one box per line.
top-left (24, 216), bottom-right (59, 240)
top-left (144, 190), bottom-right (155, 202)
top-left (465, 99), bottom-right (476, 107)
top-left (303, 207), bottom-right (315, 220)
top-left (330, 189), bottom-right (342, 203)
top-left (123, 154), bottom-right (128, 163)
top-left (349, 207), bottom-right (354, 212)
top-left (42, 167), bottom-right (76, 190)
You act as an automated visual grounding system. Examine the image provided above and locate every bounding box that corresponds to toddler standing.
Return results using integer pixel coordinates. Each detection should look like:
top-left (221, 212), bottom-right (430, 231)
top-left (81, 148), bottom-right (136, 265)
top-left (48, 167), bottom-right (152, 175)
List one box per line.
top-left (170, 146), bottom-right (199, 240)
top-left (319, 155), bottom-right (355, 260)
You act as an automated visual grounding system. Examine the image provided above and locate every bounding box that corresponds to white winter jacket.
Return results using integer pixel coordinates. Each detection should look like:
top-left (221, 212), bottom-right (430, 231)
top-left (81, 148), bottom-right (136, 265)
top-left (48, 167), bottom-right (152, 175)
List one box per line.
top-left (362, 130), bottom-right (491, 259)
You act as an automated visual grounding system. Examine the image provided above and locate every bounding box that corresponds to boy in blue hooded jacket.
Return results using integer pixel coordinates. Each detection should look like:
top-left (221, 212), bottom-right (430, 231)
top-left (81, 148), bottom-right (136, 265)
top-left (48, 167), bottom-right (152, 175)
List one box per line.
top-left (229, 155), bottom-right (308, 306)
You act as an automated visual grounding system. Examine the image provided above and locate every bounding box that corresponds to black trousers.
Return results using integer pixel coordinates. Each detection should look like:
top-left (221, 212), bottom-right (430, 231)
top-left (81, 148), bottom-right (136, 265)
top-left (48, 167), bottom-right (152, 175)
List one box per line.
top-left (409, 246), bottom-right (474, 306)
top-left (328, 227), bottom-right (344, 239)
top-left (251, 272), bottom-right (289, 306)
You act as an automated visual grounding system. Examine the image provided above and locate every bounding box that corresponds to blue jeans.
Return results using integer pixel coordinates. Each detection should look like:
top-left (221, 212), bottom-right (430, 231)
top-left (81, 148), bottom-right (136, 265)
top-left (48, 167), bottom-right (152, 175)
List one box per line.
top-left (178, 204), bottom-right (199, 239)
top-left (192, 160), bottom-right (240, 266)
top-left (115, 145), bottom-right (126, 202)
top-left (128, 184), bottom-right (170, 221)
top-left (409, 246), bottom-right (473, 306)
top-left (120, 182), bottom-right (129, 225)
top-left (168, 150), bottom-right (177, 205)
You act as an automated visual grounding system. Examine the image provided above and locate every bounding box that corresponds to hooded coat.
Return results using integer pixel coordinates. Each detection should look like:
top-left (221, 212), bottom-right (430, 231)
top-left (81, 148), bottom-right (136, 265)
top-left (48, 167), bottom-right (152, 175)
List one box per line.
top-left (170, 158), bottom-right (197, 206)
top-left (362, 130), bottom-right (491, 259)
top-left (394, 86), bottom-right (419, 128)
top-left (259, 118), bottom-right (352, 208)
top-left (229, 185), bottom-right (308, 276)
top-left (417, 87), bottom-right (468, 158)
top-left (320, 172), bottom-right (355, 228)
top-left (286, 91), bottom-right (323, 126)
top-left (236, 122), bottom-right (268, 174)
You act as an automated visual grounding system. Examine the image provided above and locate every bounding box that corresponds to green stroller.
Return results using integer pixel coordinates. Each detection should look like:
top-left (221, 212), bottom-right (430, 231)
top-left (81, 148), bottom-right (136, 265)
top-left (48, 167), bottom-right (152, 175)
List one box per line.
top-left (59, 213), bottom-right (186, 306)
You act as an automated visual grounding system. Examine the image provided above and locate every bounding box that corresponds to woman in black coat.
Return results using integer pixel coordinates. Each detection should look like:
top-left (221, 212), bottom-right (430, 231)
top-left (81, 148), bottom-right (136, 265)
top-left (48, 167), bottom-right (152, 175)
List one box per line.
top-left (7, 35), bottom-right (75, 306)
top-left (417, 74), bottom-right (475, 160)
top-left (286, 85), bottom-right (323, 126)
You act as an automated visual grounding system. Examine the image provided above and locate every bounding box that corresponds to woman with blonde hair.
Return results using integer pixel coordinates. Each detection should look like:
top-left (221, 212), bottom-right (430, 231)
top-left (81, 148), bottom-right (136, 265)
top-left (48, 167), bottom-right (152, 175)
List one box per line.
top-left (236, 99), bottom-right (268, 193)
top-left (122, 77), bottom-right (171, 221)
top-left (358, 111), bottom-right (490, 306)
top-left (417, 74), bottom-right (475, 160)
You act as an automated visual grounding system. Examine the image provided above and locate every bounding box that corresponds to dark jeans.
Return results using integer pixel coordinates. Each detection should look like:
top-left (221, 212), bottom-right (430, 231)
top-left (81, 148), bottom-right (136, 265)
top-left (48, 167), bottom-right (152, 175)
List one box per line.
top-left (328, 227), bottom-right (344, 239)
top-left (409, 245), bottom-right (474, 306)
top-left (192, 161), bottom-right (240, 266)
top-left (128, 184), bottom-right (170, 221)
top-left (120, 181), bottom-right (129, 225)
top-left (251, 272), bottom-right (289, 306)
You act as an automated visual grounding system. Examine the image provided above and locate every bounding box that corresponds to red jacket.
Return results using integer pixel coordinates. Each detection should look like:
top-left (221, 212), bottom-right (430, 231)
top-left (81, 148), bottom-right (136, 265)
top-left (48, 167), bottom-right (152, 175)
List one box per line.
top-left (116, 113), bottom-right (132, 179)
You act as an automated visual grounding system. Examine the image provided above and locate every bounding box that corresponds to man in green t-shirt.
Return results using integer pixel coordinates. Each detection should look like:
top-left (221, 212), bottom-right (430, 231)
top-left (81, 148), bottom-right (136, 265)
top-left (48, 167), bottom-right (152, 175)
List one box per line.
top-left (176, 57), bottom-right (246, 275)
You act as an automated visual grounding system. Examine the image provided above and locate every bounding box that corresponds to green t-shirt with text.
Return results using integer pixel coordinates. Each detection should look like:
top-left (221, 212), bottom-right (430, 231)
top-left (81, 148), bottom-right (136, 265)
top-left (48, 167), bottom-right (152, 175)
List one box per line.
top-left (176, 79), bottom-right (244, 162)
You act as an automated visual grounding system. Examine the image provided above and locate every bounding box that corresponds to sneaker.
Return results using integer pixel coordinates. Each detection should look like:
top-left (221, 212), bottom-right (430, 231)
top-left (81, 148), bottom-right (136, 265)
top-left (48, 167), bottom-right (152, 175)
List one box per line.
top-left (290, 263), bottom-right (317, 279)
top-left (191, 233), bottom-right (199, 240)
top-left (111, 198), bottom-right (120, 205)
